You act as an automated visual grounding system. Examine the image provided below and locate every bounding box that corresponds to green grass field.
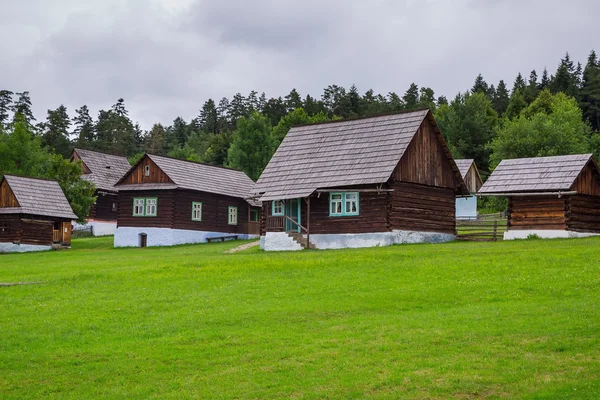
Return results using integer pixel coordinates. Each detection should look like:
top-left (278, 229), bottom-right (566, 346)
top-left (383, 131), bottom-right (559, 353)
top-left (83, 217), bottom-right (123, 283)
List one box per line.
top-left (1, 237), bottom-right (599, 399)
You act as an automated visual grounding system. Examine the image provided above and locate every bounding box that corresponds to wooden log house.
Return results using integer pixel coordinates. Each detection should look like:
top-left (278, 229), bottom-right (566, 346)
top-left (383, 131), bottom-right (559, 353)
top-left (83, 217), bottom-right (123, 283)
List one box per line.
top-left (454, 159), bottom-right (483, 220)
top-left (251, 109), bottom-right (469, 251)
top-left (113, 154), bottom-right (261, 247)
top-left (70, 148), bottom-right (132, 236)
top-left (0, 175), bottom-right (77, 252)
top-left (478, 154), bottom-right (600, 239)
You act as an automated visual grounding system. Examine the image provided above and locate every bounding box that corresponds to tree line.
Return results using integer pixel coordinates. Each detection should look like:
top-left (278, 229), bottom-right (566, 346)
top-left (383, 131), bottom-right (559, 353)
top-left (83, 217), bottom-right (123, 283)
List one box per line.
top-left (1, 50), bottom-right (600, 214)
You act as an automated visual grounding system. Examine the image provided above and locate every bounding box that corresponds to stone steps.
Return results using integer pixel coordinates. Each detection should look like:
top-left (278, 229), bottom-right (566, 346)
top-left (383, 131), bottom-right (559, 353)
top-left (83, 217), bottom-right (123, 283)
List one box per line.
top-left (287, 232), bottom-right (316, 249)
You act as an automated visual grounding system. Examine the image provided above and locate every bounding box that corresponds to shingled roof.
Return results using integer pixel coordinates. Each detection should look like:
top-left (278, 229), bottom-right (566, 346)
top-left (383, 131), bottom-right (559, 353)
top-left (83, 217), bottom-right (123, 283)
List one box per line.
top-left (116, 154), bottom-right (258, 203)
top-left (454, 159), bottom-right (475, 181)
top-left (479, 154), bottom-right (596, 194)
top-left (73, 148), bottom-right (132, 191)
top-left (253, 109), bottom-right (463, 201)
top-left (0, 175), bottom-right (77, 219)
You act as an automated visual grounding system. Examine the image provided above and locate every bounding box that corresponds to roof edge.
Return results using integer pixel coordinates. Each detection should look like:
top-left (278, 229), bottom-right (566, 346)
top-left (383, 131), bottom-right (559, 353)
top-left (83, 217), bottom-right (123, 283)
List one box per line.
top-left (289, 108), bottom-right (431, 129)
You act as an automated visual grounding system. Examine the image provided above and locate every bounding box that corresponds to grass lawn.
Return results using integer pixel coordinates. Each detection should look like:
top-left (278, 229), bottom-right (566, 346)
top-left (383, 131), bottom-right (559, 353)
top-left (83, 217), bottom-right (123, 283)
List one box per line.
top-left (1, 236), bottom-right (599, 399)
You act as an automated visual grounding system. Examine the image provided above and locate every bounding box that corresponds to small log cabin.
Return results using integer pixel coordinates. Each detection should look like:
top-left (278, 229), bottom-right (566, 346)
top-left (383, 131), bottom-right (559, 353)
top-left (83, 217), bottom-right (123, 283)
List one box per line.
top-left (113, 154), bottom-right (261, 247)
top-left (478, 154), bottom-right (600, 239)
top-left (70, 148), bottom-right (132, 236)
top-left (454, 159), bottom-right (483, 220)
top-left (0, 175), bottom-right (77, 252)
top-left (251, 109), bottom-right (469, 251)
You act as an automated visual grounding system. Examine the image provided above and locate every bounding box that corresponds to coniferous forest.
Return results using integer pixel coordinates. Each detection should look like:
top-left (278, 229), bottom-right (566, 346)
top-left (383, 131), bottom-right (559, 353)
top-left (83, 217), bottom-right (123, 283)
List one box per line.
top-left (1, 51), bottom-right (600, 217)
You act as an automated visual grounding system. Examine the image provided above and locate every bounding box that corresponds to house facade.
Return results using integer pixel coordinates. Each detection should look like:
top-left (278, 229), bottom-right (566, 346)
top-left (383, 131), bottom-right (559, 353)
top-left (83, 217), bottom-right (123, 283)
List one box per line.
top-left (0, 175), bottom-right (77, 252)
top-left (252, 110), bottom-right (469, 251)
top-left (454, 159), bottom-right (483, 220)
top-left (113, 154), bottom-right (260, 247)
top-left (478, 154), bottom-right (600, 239)
top-left (70, 148), bottom-right (132, 236)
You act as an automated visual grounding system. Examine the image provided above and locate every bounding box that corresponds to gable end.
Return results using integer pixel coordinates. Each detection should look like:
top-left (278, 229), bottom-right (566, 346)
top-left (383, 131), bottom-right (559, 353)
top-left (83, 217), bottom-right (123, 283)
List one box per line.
top-left (117, 155), bottom-right (174, 185)
top-left (0, 178), bottom-right (20, 208)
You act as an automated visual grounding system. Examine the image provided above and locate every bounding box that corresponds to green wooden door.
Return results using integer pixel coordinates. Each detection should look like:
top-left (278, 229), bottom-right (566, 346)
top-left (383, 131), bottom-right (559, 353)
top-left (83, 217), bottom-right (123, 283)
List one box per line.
top-left (285, 199), bottom-right (300, 232)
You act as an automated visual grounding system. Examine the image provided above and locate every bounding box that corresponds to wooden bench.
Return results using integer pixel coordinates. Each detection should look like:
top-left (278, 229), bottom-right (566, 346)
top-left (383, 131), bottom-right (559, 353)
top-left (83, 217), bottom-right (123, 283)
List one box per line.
top-left (207, 235), bottom-right (238, 243)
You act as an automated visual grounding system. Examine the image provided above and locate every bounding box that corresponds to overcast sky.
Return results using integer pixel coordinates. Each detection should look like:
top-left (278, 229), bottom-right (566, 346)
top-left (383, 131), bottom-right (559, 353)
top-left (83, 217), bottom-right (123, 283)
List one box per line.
top-left (2, 0), bottom-right (599, 129)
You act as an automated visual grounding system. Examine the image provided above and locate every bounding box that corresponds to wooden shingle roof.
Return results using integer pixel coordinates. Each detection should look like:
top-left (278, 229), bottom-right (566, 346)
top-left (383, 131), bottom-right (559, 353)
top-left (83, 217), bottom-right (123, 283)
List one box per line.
top-left (454, 159), bottom-right (475, 181)
top-left (73, 148), bottom-right (132, 191)
top-left (254, 109), bottom-right (442, 201)
top-left (478, 154), bottom-right (596, 194)
top-left (116, 154), bottom-right (258, 204)
top-left (0, 175), bottom-right (77, 219)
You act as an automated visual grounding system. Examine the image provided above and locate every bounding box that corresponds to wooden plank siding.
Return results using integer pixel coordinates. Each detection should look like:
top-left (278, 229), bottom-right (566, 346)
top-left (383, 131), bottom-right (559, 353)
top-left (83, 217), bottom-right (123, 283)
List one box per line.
top-left (119, 157), bottom-right (173, 185)
top-left (0, 215), bottom-right (21, 243)
top-left (571, 161), bottom-right (600, 197)
top-left (71, 151), bottom-right (92, 174)
top-left (395, 119), bottom-right (458, 189)
top-left (566, 195), bottom-right (600, 233)
top-left (0, 179), bottom-right (19, 208)
top-left (90, 192), bottom-right (119, 221)
top-left (507, 197), bottom-right (567, 230)
top-left (117, 190), bottom-right (175, 228)
top-left (464, 164), bottom-right (482, 193)
top-left (0, 214), bottom-right (71, 246)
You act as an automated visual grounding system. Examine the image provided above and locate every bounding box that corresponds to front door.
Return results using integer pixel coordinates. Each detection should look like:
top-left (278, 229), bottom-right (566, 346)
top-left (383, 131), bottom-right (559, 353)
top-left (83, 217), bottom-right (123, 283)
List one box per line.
top-left (52, 222), bottom-right (62, 243)
top-left (285, 199), bottom-right (300, 232)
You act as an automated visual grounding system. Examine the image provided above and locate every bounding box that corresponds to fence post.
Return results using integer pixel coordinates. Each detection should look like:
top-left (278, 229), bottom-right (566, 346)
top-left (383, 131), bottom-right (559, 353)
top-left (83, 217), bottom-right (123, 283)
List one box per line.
top-left (493, 220), bottom-right (498, 241)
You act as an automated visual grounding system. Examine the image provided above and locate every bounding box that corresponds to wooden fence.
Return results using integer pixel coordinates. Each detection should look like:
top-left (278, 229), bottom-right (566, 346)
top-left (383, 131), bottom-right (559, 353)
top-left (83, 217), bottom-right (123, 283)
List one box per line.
top-left (456, 213), bottom-right (507, 242)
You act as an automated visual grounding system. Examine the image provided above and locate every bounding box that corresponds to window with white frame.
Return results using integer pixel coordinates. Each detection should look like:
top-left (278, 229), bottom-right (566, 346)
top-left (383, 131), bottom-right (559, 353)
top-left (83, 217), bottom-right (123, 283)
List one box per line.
top-left (330, 193), bottom-right (343, 215)
top-left (133, 198), bottom-right (158, 217)
top-left (145, 198), bottom-right (157, 216)
top-left (133, 198), bottom-right (146, 216)
top-left (144, 165), bottom-right (150, 176)
top-left (329, 192), bottom-right (359, 216)
top-left (228, 206), bottom-right (238, 225)
top-left (272, 200), bottom-right (284, 216)
top-left (192, 202), bottom-right (202, 221)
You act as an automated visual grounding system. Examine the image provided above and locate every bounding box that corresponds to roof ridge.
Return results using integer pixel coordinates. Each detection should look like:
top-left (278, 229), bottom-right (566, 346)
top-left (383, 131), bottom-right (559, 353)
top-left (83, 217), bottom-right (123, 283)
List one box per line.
top-left (2, 174), bottom-right (60, 183)
top-left (148, 154), bottom-right (250, 175)
top-left (73, 148), bottom-right (128, 158)
top-left (289, 108), bottom-right (430, 129)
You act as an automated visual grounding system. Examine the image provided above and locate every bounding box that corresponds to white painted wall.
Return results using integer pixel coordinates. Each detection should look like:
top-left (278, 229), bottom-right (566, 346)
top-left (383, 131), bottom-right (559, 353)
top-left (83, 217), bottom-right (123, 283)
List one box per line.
top-left (504, 230), bottom-right (600, 240)
top-left (114, 227), bottom-right (258, 248)
top-left (261, 230), bottom-right (455, 251)
top-left (0, 243), bottom-right (52, 253)
top-left (456, 196), bottom-right (477, 220)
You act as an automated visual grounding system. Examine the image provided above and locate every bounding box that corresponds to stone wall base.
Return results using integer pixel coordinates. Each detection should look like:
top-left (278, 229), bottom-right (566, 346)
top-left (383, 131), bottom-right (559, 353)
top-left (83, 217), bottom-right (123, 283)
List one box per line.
top-left (0, 243), bottom-right (52, 253)
top-left (114, 227), bottom-right (258, 248)
top-left (504, 230), bottom-right (600, 240)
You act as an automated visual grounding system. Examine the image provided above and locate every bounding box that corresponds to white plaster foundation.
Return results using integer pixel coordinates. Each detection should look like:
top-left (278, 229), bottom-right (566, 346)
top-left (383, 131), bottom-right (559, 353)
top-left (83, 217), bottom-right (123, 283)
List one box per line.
top-left (260, 230), bottom-right (455, 251)
top-left (114, 227), bottom-right (258, 248)
top-left (504, 230), bottom-right (600, 240)
top-left (73, 220), bottom-right (117, 236)
top-left (0, 242), bottom-right (52, 253)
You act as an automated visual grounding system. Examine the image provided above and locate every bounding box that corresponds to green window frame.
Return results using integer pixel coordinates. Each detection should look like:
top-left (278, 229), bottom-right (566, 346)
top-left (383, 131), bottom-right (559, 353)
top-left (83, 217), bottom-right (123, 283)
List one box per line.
top-left (133, 198), bottom-right (146, 216)
top-left (192, 202), bottom-right (203, 221)
top-left (329, 192), bottom-right (359, 216)
top-left (250, 209), bottom-right (259, 222)
top-left (133, 197), bottom-right (158, 217)
top-left (272, 200), bottom-right (284, 216)
top-left (228, 206), bottom-right (238, 225)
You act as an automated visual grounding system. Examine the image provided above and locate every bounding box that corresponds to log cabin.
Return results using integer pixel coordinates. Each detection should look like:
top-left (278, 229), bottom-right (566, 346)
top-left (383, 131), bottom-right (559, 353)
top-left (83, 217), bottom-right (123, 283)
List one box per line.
top-left (70, 148), bottom-right (132, 236)
top-left (454, 159), bottom-right (483, 220)
top-left (0, 175), bottom-right (77, 252)
top-left (478, 154), bottom-right (600, 239)
top-left (113, 154), bottom-right (261, 247)
top-left (251, 109), bottom-right (469, 251)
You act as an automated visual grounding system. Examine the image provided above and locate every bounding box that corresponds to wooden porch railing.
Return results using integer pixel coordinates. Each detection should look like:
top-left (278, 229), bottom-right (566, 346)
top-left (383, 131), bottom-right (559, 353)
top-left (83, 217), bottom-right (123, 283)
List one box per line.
top-left (266, 215), bottom-right (285, 230)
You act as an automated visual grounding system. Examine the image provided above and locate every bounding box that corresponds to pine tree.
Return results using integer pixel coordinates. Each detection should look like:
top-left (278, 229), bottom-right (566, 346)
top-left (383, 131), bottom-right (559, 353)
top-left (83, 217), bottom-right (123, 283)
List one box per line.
top-left (170, 117), bottom-right (190, 147)
top-left (247, 90), bottom-right (259, 112)
top-left (437, 96), bottom-right (448, 106)
top-left (217, 97), bottom-right (230, 132)
top-left (284, 88), bottom-right (303, 112)
top-left (146, 123), bottom-right (168, 155)
top-left (551, 53), bottom-right (579, 99)
top-left (73, 105), bottom-right (95, 148)
top-left (402, 83), bottom-right (419, 110)
top-left (347, 84), bottom-right (361, 116)
top-left (471, 74), bottom-right (489, 95)
top-left (226, 112), bottom-right (274, 180)
top-left (388, 92), bottom-right (403, 111)
top-left (505, 89), bottom-right (527, 119)
top-left (512, 73), bottom-right (526, 95)
top-left (418, 87), bottom-right (436, 110)
top-left (112, 98), bottom-right (128, 117)
top-left (0, 90), bottom-right (13, 130)
top-left (228, 93), bottom-right (247, 126)
top-left (12, 91), bottom-right (36, 129)
top-left (524, 70), bottom-right (540, 104)
top-left (262, 97), bottom-right (287, 126)
top-left (198, 99), bottom-right (218, 134)
top-left (493, 80), bottom-right (510, 116)
top-left (40, 105), bottom-right (71, 157)
top-left (580, 50), bottom-right (600, 131)
top-left (539, 68), bottom-right (550, 90)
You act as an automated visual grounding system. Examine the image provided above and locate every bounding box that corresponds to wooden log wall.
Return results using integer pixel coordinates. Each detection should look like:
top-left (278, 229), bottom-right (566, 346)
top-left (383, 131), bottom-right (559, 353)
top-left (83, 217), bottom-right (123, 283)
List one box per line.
top-left (0, 215), bottom-right (21, 243)
top-left (507, 196), bottom-right (567, 230)
top-left (571, 161), bottom-right (600, 197)
top-left (389, 181), bottom-right (456, 234)
top-left (0, 179), bottom-right (19, 208)
top-left (173, 189), bottom-right (252, 234)
top-left (90, 191), bottom-right (119, 221)
top-left (566, 194), bottom-right (600, 233)
top-left (20, 219), bottom-right (53, 245)
top-left (117, 190), bottom-right (175, 228)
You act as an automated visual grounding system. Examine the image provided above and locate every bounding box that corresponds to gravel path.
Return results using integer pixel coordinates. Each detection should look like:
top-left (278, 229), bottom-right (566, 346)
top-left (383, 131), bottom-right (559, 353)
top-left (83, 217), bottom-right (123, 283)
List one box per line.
top-left (225, 241), bottom-right (260, 253)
